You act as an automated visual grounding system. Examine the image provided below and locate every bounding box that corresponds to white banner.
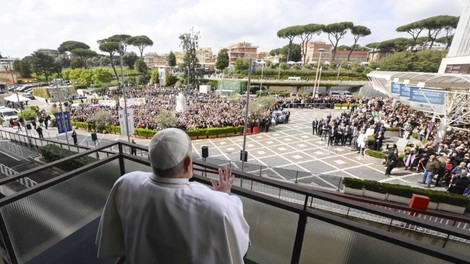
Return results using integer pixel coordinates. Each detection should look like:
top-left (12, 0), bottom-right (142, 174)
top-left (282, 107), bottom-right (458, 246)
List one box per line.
top-left (118, 109), bottom-right (135, 135)
top-left (119, 98), bottom-right (146, 107)
top-left (409, 87), bottom-right (446, 115)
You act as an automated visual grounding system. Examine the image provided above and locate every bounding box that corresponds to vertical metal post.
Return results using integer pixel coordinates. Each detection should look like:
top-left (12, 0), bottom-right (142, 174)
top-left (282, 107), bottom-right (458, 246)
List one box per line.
top-left (241, 59), bottom-right (253, 172)
top-left (119, 44), bottom-right (131, 143)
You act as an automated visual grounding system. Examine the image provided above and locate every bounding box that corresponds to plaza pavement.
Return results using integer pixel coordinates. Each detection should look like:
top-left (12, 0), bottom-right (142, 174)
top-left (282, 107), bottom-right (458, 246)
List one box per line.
top-left (5, 96), bottom-right (434, 192)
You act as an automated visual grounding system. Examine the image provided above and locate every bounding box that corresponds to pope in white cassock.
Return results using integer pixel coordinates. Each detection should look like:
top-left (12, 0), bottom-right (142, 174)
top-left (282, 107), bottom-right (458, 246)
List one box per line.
top-left (176, 92), bottom-right (187, 112)
top-left (96, 128), bottom-right (250, 264)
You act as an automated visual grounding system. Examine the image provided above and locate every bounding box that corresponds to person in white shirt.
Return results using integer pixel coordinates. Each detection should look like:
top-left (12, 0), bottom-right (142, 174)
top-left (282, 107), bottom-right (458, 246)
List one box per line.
top-left (96, 128), bottom-right (250, 264)
top-left (357, 129), bottom-right (367, 156)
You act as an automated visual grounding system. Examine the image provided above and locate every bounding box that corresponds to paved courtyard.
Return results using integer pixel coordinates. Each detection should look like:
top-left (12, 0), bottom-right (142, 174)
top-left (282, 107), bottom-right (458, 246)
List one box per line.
top-left (1, 95), bottom-right (431, 192)
top-left (190, 108), bottom-right (427, 191)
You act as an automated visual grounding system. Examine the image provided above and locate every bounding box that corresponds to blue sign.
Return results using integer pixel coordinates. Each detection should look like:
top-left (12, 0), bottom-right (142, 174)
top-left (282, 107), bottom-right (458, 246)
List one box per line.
top-left (409, 87), bottom-right (446, 114)
top-left (399, 83), bottom-right (410, 98)
top-left (391, 82), bottom-right (400, 94)
top-left (54, 111), bottom-right (72, 134)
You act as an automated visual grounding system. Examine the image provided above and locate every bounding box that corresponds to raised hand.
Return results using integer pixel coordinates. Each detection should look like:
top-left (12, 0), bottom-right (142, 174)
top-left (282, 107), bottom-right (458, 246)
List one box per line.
top-left (211, 167), bottom-right (235, 193)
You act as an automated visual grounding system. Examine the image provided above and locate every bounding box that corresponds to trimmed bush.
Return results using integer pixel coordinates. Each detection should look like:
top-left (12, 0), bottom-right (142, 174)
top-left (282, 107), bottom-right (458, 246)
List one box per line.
top-left (365, 149), bottom-right (386, 159)
top-left (342, 177), bottom-right (469, 207)
top-left (39, 144), bottom-right (96, 171)
top-left (342, 177), bottom-right (364, 189)
top-left (385, 127), bottom-right (401, 132)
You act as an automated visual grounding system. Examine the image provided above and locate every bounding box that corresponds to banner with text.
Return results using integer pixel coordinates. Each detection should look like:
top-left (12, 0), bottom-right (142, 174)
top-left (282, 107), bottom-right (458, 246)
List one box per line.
top-left (399, 83), bottom-right (410, 103)
top-left (390, 82), bottom-right (401, 99)
top-left (409, 87), bottom-right (445, 115)
top-left (118, 109), bottom-right (135, 136)
top-left (54, 111), bottom-right (72, 134)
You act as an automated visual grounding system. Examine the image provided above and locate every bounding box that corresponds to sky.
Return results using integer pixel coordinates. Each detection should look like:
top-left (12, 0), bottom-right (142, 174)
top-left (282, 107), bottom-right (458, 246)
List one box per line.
top-left (0, 0), bottom-right (466, 59)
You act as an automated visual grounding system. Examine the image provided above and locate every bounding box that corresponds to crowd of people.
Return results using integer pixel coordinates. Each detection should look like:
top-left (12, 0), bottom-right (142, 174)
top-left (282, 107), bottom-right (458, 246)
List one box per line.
top-left (69, 87), bottom-right (281, 131)
top-left (306, 95), bottom-right (469, 195)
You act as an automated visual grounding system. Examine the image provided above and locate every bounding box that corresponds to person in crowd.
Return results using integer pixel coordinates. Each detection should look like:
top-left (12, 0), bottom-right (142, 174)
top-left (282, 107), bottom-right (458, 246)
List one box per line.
top-left (96, 128), bottom-right (250, 263)
top-left (419, 154), bottom-right (441, 188)
top-left (71, 130), bottom-right (78, 145)
top-left (447, 162), bottom-right (467, 186)
top-left (356, 129), bottom-right (367, 156)
top-left (36, 126), bottom-right (43, 138)
top-left (131, 139), bottom-right (137, 155)
top-left (448, 169), bottom-right (469, 195)
top-left (385, 146), bottom-right (398, 177)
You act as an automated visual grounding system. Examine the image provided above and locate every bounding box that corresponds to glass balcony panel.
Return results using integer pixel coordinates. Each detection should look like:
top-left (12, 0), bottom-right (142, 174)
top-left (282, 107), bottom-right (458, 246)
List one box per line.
top-left (0, 159), bottom-right (121, 263)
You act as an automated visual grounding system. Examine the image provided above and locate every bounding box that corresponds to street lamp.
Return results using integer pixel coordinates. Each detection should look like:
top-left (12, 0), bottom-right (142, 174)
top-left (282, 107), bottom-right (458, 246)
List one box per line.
top-left (258, 60), bottom-right (266, 94)
top-left (118, 44), bottom-right (131, 143)
top-left (313, 48), bottom-right (325, 98)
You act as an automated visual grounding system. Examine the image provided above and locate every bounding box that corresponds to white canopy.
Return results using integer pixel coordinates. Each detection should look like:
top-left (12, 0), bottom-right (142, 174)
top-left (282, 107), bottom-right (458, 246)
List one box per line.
top-left (3, 94), bottom-right (30, 102)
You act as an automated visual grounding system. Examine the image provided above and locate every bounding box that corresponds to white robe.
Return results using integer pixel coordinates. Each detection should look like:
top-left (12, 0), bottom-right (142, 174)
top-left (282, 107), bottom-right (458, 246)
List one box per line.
top-left (96, 171), bottom-right (250, 264)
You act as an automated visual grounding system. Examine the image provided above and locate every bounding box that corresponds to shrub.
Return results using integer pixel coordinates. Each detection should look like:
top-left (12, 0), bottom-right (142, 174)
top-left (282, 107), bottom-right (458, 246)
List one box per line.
top-left (385, 127), bottom-right (400, 132)
top-left (363, 179), bottom-right (386, 193)
top-left (39, 144), bottom-right (96, 171)
top-left (365, 149), bottom-right (386, 159)
top-left (342, 177), bottom-right (469, 207)
top-left (342, 177), bottom-right (364, 189)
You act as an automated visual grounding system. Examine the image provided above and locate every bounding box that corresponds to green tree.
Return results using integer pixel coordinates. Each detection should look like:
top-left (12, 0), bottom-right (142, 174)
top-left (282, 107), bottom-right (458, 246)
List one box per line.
top-left (71, 48), bottom-right (97, 68)
top-left (98, 38), bottom-right (121, 81)
top-left (323, 22), bottom-right (354, 63)
top-left (436, 35), bottom-right (453, 48)
top-left (155, 109), bottom-right (177, 129)
top-left (348, 25), bottom-right (371, 62)
top-left (55, 54), bottom-right (71, 69)
top-left (298, 23), bottom-right (322, 64)
top-left (108, 34), bottom-right (132, 52)
top-left (277, 26), bottom-right (299, 61)
top-left (127, 35), bottom-right (154, 58)
top-left (94, 110), bottom-right (114, 132)
top-left (14, 57), bottom-right (32, 78)
top-left (337, 45), bottom-right (351, 50)
top-left (58, 41), bottom-right (90, 54)
top-left (420, 15), bottom-right (459, 49)
top-left (167, 51), bottom-right (176, 67)
top-left (123, 52), bottom-right (138, 69)
top-left (70, 58), bottom-right (86, 69)
top-left (179, 29), bottom-right (200, 85)
top-left (396, 20), bottom-right (425, 51)
top-left (215, 48), bottom-right (229, 70)
top-left (30, 51), bottom-right (55, 82)
top-left (234, 58), bottom-right (249, 71)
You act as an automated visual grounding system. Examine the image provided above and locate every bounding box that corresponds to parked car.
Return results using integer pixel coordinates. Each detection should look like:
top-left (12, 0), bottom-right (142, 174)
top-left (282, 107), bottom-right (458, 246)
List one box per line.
top-left (24, 92), bottom-right (35, 100)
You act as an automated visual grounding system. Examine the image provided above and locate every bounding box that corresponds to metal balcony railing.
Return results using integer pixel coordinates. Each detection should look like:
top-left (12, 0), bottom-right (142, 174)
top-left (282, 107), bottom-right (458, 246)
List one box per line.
top-left (0, 133), bottom-right (467, 263)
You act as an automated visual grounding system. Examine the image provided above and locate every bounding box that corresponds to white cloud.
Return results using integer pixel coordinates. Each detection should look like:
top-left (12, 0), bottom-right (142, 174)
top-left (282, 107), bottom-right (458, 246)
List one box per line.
top-left (0, 0), bottom-right (465, 58)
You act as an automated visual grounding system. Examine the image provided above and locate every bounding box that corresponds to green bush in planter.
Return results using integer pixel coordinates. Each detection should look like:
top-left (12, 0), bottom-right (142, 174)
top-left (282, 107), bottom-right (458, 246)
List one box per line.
top-left (39, 144), bottom-right (97, 171)
top-left (362, 179), bottom-right (386, 193)
top-left (381, 183), bottom-right (415, 198)
top-left (385, 127), bottom-right (400, 132)
top-left (365, 149), bottom-right (386, 159)
top-left (342, 177), bottom-right (364, 189)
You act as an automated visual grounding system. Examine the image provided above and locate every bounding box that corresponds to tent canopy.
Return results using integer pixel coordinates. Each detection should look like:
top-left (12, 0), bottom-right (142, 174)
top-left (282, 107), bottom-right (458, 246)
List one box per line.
top-left (3, 94), bottom-right (30, 103)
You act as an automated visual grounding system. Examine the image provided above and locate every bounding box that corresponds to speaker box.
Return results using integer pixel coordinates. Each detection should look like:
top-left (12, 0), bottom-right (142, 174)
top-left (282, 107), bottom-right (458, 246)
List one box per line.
top-left (91, 132), bottom-right (98, 141)
top-left (202, 146), bottom-right (209, 158)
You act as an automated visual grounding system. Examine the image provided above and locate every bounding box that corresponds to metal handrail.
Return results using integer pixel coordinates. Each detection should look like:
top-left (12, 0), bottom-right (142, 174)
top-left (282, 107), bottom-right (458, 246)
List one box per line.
top-left (0, 141), bottom-right (468, 263)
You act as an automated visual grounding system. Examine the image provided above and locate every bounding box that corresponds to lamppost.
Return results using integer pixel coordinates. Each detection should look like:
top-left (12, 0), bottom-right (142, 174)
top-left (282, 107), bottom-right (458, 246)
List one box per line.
top-left (119, 44), bottom-right (130, 143)
top-left (313, 48), bottom-right (325, 98)
top-left (3, 62), bottom-right (31, 146)
top-left (259, 60), bottom-right (265, 94)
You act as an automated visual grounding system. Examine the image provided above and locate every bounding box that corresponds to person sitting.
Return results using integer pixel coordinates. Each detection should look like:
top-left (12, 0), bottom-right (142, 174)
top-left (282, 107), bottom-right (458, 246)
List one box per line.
top-left (96, 128), bottom-right (250, 264)
top-left (448, 170), bottom-right (470, 195)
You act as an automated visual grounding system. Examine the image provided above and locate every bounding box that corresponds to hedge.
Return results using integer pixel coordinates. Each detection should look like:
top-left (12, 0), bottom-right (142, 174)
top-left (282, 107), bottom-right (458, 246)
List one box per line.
top-left (343, 177), bottom-right (469, 207)
top-left (71, 121), bottom-right (244, 139)
top-left (39, 144), bottom-right (97, 171)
